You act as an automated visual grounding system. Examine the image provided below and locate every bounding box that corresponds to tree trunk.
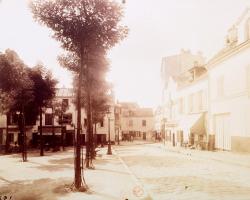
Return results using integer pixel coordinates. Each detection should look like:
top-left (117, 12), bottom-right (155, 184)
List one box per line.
top-left (52, 106), bottom-right (56, 151)
top-left (39, 106), bottom-right (44, 156)
top-left (74, 48), bottom-right (84, 190)
top-left (94, 122), bottom-right (97, 157)
top-left (5, 113), bottom-right (9, 154)
top-left (61, 126), bottom-right (65, 151)
top-left (85, 61), bottom-right (93, 168)
top-left (91, 122), bottom-right (97, 159)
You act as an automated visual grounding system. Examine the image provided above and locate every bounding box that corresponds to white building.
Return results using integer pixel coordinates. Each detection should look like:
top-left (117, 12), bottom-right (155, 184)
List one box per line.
top-left (161, 8), bottom-right (250, 153)
top-left (161, 51), bottom-right (207, 148)
top-left (207, 8), bottom-right (250, 152)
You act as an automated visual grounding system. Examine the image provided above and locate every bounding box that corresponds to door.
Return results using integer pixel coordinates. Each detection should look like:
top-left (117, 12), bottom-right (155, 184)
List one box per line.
top-left (214, 114), bottom-right (231, 150)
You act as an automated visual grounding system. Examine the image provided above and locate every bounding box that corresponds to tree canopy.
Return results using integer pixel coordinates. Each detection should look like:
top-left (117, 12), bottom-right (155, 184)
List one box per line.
top-left (31, 0), bottom-right (128, 56)
top-left (0, 49), bottom-right (57, 124)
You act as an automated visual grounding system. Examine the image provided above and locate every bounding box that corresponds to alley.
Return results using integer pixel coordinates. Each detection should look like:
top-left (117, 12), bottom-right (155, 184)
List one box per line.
top-left (115, 143), bottom-right (250, 200)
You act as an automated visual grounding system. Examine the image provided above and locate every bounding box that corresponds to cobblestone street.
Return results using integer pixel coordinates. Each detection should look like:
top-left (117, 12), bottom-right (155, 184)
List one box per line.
top-left (115, 143), bottom-right (250, 200)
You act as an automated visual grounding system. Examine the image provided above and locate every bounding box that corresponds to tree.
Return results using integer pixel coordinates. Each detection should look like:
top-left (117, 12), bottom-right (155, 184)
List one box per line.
top-left (91, 88), bottom-right (110, 159)
top-left (0, 50), bottom-right (57, 159)
top-left (60, 52), bottom-right (111, 166)
top-left (0, 49), bottom-right (33, 156)
top-left (31, 0), bottom-right (127, 190)
top-left (53, 98), bottom-right (69, 151)
top-left (28, 65), bottom-right (57, 156)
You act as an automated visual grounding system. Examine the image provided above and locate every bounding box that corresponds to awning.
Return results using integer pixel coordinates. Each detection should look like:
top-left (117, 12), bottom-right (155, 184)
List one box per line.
top-left (39, 127), bottom-right (62, 134)
top-left (165, 120), bottom-right (177, 127)
top-left (178, 113), bottom-right (205, 135)
top-left (42, 132), bottom-right (61, 136)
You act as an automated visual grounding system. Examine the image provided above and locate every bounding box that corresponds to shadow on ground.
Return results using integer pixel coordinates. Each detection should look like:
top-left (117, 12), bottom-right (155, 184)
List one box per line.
top-left (0, 177), bottom-right (73, 200)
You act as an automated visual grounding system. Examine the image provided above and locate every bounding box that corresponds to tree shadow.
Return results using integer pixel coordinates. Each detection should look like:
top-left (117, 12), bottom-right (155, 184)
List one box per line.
top-left (0, 177), bottom-right (73, 200)
top-left (48, 157), bottom-right (73, 165)
top-left (95, 167), bottom-right (130, 176)
top-left (29, 160), bottom-right (72, 172)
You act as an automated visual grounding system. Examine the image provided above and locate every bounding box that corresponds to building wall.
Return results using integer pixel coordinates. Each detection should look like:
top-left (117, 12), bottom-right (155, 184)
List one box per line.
top-left (163, 74), bottom-right (208, 147)
top-left (208, 44), bottom-right (250, 152)
top-left (95, 106), bottom-right (115, 142)
top-left (0, 88), bottom-right (117, 147)
top-left (119, 103), bottom-right (154, 140)
top-left (161, 50), bottom-right (205, 88)
top-left (121, 117), bottom-right (154, 132)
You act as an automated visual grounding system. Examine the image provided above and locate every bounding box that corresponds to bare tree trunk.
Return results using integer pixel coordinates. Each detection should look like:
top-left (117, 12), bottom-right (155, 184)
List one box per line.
top-left (74, 47), bottom-right (84, 190)
top-left (39, 106), bottom-right (44, 156)
top-left (61, 126), bottom-right (65, 151)
top-left (93, 122), bottom-right (97, 159)
top-left (52, 107), bottom-right (55, 151)
top-left (5, 113), bottom-right (9, 154)
top-left (85, 60), bottom-right (94, 168)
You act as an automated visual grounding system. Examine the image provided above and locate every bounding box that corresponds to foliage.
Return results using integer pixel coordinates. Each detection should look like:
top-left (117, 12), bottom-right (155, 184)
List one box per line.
top-left (29, 64), bottom-right (57, 110)
top-left (0, 49), bottom-right (57, 124)
top-left (0, 49), bottom-right (33, 115)
top-left (30, 0), bottom-right (128, 56)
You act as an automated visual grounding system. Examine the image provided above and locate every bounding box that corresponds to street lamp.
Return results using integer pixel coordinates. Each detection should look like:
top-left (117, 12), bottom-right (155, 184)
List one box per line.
top-left (162, 118), bottom-right (167, 146)
top-left (107, 108), bottom-right (113, 155)
top-left (17, 110), bottom-right (27, 162)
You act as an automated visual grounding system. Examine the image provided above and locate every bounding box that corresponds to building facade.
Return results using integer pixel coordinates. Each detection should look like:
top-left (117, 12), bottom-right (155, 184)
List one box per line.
top-left (161, 50), bottom-right (207, 148)
top-left (207, 8), bottom-right (250, 152)
top-left (119, 102), bottom-right (154, 141)
top-left (0, 88), bottom-right (116, 152)
top-left (160, 8), bottom-right (250, 152)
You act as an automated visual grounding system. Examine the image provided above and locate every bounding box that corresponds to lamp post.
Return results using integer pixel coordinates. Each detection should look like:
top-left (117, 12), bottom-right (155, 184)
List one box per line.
top-left (17, 109), bottom-right (27, 162)
top-left (163, 118), bottom-right (166, 146)
top-left (107, 109), bottom-right (113, 155)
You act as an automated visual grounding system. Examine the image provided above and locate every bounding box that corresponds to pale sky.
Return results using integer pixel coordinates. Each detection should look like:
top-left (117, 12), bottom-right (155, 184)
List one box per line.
top-left (0, 0), bottom-right (250, 108)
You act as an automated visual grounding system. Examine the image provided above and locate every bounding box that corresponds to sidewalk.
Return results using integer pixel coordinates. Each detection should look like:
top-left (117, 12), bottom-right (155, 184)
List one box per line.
top-left (158, 143), bottom-right (250, 168)
top-left (0, 147), bottom-right (151, 200)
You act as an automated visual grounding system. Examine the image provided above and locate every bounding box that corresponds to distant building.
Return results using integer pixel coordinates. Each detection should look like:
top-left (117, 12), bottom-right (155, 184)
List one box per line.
top-left (0, 88), bottom-right (116, 152)
top-left (160, 50), bottom-right (207, 148)
top-left (119, 102), bottom-right (154, 141)
top-left (161, 49), bottom-right (205, 90)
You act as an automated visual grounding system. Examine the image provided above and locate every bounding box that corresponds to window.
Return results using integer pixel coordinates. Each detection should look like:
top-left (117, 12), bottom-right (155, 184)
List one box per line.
top-left (62, 99), bottom-right (69, 108)
top-left (0, 129), bottom-right (3, 144)
top-left (59, 113), bottom-right (72, 124)
top-left (7, 113), bottom-right (18, 125)
top-left (246, 66), bottom-right (250, 90)
top-left (115, 113), bottom-right (119, 121)
top-left (217, 76), bottom-right (224, 97)
top-left (84, 118), bottom-right (87, 127)
top-left (178, 98), bottom-right (184, 114)
top-left (8, 133), bottom-right (14, 143)
top-left (245, 18), bottom-right (250, 40)
top-left (129, 111), bottom-right (134, 117)
top-left (45, 114), bottom-right (53, 125)
top-left (142, 120), bottom-right (146, 127)
top-left (188, 94), bottom-right (194, 113)
top-left (100, 120), bottom-right (104, 127)
top-left (128, 120), bottom-right (133, 127)
top-left (197, 91), bottom-right (203, 111)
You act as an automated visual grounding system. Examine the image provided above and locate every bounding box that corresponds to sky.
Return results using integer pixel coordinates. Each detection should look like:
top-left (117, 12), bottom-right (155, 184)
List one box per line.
top-left (0, 0), bottom-right (250, 108)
